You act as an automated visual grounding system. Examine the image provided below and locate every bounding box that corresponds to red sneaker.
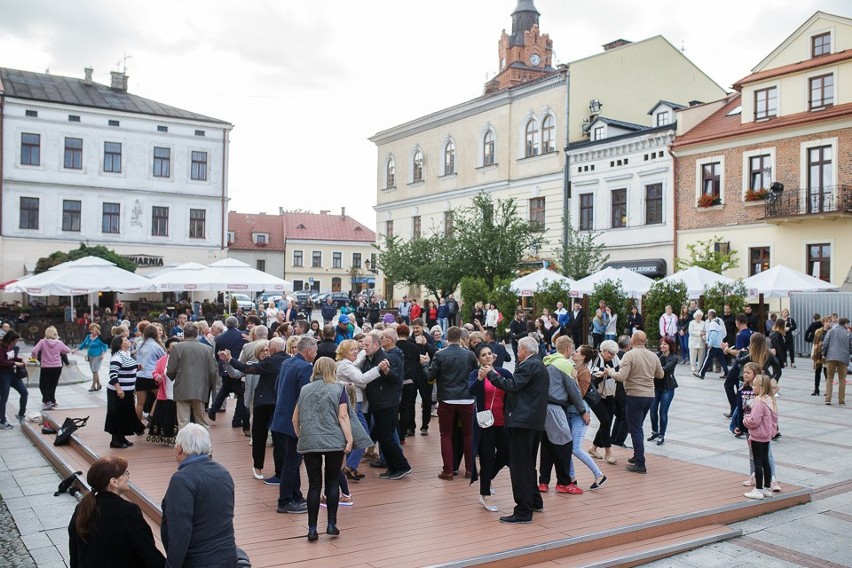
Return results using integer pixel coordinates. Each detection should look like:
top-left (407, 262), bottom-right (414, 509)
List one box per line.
top-left (555, 484), bottom-right (584, 494)
top-left (537, 483), bottom-right (549, 493)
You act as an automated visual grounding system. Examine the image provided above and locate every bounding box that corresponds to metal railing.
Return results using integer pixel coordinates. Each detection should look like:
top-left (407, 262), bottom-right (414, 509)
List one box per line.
top-left (765, 185), bottom-right (852, 218)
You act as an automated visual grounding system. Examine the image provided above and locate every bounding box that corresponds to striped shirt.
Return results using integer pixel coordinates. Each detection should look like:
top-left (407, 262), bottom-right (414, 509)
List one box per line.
top-left (109, 351), bottom-right (138, 391)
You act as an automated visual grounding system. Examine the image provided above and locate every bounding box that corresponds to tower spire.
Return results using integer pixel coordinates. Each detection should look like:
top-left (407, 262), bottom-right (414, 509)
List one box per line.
top-left (510, 0), bottom-right (540, 46)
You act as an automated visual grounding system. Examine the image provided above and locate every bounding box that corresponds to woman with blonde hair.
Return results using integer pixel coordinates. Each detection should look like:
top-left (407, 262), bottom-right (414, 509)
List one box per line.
top-left (286, 335), bottom-right (300, 356)
top-left (31, 326), bottom-right (71, 410)
top-left (74, 323), bottom-right (109, 391)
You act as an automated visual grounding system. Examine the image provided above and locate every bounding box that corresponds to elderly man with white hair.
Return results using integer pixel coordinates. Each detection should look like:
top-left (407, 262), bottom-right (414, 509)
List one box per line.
top-left (161, 424), bottom-right (236, 568)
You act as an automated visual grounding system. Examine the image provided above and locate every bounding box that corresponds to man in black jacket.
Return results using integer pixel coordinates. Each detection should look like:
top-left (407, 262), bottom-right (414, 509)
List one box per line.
top-left (486, 336), bottom-right (549, 524)
top-left (569, 302), bottom-right (585, 348)
top-left (316, 325), bottom-right (337, 361)
top-left (396, 324), bottom-right (422, 439)
top-left (508, 310), bottom-right (528, 362)
top-left (426, 326), bottom-right (478, 480)
top-left (209, 317), bottom-right (246, 427)
top-left (484, 329), bottom-right (511, 368)
top-left (410, 318), bottom-right (438, 434)
top-left (363, 331), bottom-right (411, 479)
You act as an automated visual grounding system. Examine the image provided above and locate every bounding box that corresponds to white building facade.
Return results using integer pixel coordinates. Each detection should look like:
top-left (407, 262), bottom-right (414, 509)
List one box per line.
top-left (0, 67), bottom-right (232, 283)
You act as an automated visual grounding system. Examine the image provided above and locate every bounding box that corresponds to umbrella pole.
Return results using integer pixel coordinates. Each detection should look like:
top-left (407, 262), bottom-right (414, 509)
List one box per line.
top-left (758, 293), bottom-right (765, 334)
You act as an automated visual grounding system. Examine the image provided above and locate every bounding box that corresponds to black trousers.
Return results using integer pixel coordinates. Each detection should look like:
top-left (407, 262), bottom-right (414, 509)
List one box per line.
top-left (478, 425), bottom-right (509, 495)
top-left (304, 451), bottom-right (344, 528)
top-left (211, 375), bottom-right (246, 427)
top-left (371, 407), bottom-right (410, 473)
top-left (591, 396), bottom-right (614, 448)
top-left (538, 433), bottom-right (571, 486)
top-left (611, 389), bottom-right (629, 446)
top-left (39, 366), bottom-right (62, 404)
top-left (724, 364), bottom-right (741, 414)
top-left (398, 382), bottom-right (417, 438)
top-left (508, 427), bottom-right (543, 519)
top-left (251, 404), bottom-right (275, 470)
top-left (751, 440), bottom-right (771, 490)
top-left (273, 432), bottom-right (303, 507)
top-left (414, 376), bottom-right (433, 431)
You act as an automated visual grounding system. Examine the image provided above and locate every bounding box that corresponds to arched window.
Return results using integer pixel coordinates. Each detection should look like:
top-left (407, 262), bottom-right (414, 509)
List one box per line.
top-left (444, 141), bottom-right (455, 175)
top-left (331, 277), bottom-right (342, 292)
top-left (483, 130), bottom-right (495, 166)
top-left (412, 149), bottom-right (423, 183)
top-left (386, 157), bottom-right (395, 188)
top-left (542, 115), bottom-right (555, 153)
top-left (525, 119), bottom-right (540, 157)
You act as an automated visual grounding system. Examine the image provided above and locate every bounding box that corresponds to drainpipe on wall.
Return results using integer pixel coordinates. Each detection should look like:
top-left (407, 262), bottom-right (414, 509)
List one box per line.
top-left (561, 66), bottom-right (571, 249)
top-left (0, 93), bottom-right (5, 239)
top-left (668, 145), bottom-right (678, 272)
top-left (221, 127), bottom-right (230, 255)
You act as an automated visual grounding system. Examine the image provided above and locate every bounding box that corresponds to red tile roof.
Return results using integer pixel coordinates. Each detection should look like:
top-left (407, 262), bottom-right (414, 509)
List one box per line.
top-left (732, 50), bottom-right (852, 90)
top-left (671, 92), bottom-right (852, 150)
top-left (228, 211), bottom-right (376, 251)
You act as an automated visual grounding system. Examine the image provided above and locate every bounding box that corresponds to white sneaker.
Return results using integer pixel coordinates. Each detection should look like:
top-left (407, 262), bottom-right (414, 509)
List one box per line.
top-left (761, 488), bottom-right (773, 498)
top-left (742, 475), bottom-right (755, 487)
top-left (771, 480), bottom-right (781, 492)
top-left (479, 495), bottom-right (498, 512)
top-left (744, 489), bottom-right (764, 500)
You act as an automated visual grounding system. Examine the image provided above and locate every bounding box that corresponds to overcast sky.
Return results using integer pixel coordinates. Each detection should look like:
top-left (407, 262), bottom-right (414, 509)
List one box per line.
top-left (2, 0), bottom-right (849, 229)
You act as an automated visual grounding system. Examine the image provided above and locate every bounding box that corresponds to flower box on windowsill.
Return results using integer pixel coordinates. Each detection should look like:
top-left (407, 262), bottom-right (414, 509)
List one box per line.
top-left (697, 194), bottom-right (722, 208)
top-left (744, 188), bottom-right (769, 202)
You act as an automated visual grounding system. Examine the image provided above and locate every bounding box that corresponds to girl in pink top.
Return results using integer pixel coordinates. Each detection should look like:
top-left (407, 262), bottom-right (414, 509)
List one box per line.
top-left (742, 374), bottom-right (778, 500)
top-left (31, 326), bottom-right (71, 410)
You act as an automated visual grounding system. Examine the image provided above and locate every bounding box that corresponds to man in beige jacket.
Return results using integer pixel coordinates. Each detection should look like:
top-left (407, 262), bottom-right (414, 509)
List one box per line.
top-left (167, 323), bottom-right (219, 430)
top-left (606, 331), bottom-right (663, 474)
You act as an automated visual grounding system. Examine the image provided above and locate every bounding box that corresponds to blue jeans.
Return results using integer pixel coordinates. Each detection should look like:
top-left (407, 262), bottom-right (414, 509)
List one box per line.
top-left (438, 318), bottom-right (448, 337)
top-left (0, 371), bottom-right (28, 424)
top-left (678, 333), bottom-right (689, 362)
top-left (346, 401), bottom-right (370, 470)
top-left (650, 388), bottom-right (675, 437)
top-left (568, 412), bottom-right (602, 480)
top-left (625, 396), bottom-right (654, 468)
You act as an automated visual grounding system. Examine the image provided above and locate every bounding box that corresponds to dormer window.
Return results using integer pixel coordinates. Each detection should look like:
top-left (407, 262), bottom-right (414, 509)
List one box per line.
top-left (655, 111), bottom-right (670, 126)
top-left (253, 233), bottom-right (268, 245)
top-left (592, 125), bottom-right (604, 141)
top-left (227, 231), bottom-right (235, 244)
top-left (811, 32), bottom-right (830, 58)
top-left (754, 87), bottom-right (777, 120)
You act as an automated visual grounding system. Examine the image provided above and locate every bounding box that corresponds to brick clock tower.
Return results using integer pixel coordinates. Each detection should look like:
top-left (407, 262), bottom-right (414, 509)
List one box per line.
top-left (486, 0), bottom-right (556, 93)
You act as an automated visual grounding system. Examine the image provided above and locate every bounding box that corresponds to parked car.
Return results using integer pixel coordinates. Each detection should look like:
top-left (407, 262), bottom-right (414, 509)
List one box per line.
top-left (291, 291), bottom-right (314, 313)
top-left (258, 293), bottom-right (285, 307)
top-left (231, 294), bottom-right (256, 311)
top-left (329, 292), bottom-right (351, 308)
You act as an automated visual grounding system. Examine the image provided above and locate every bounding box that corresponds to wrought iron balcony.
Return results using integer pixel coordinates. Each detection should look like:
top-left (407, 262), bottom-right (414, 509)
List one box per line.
top-left (765, 185), bottom-right (852, 221)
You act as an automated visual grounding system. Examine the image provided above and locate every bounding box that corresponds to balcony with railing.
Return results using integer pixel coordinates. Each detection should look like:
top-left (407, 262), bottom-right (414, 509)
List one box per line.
top-left (765, 184), bottom-right (852, 222)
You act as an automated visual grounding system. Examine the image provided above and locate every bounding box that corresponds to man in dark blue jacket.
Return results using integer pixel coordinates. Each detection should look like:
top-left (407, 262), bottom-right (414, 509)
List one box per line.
top-left (320, 296), bottom-right (337, 325)
top-left (486, 336), bottom-right (549, 524)
top-left (209, 317), bottom-right (246, 427)
top-left (270, 336), bottom-right (317, 513)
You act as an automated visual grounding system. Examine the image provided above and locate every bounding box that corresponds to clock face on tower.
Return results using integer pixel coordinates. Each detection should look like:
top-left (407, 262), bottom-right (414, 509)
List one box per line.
top-left (529, 53), bottom-right (541, 66)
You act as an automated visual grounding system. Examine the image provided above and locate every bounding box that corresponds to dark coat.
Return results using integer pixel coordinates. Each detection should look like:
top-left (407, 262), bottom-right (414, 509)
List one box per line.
top-left (270, 353), bottom-right (313, 435)
top-left (69, 492), bottom-right (164, 568)
top-left (230, 351), bottom-right (289, 407)
top-left (316, 338), bottom-right (337, 361)
top-left (161, 457), bottom-right (236, 568)
top-left (486, 353), bottom-right (549, 430)
top-left (362, 348), bottom-right (401, 411)
top-left (214, 328), bottom-right (246, 377)
top-left (426, 344), bottom-right (478, 401)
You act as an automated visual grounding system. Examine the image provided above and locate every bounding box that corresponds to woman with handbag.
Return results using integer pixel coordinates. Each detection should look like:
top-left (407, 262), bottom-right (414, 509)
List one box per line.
top-left (569, 345), bottom-right (608, 491)
top-left (31, 326), bottom-right (71, 411)
top-left (648, 337), bottom-right (679, 446)
top-left (0, 331), bottom-right (28, 429)
top-left (468, 344), bottom-right (510, 512)
top-left (588, 340), bottom-right (620, 463)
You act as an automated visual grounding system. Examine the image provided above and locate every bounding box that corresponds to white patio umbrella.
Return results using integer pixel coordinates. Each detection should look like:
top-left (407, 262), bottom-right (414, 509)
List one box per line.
top-left (202, 258), bottom-right (293, 293)
top-left (147, 262), bottom-right (211, 291)
top-left (510, 268), bottom-right (576, 296)
top-left (742, 265), bottom-right (838, 298)
top-left (658, 266), bottom-right (736, 299)
top-left (572, 266), bottom-right (654, 298)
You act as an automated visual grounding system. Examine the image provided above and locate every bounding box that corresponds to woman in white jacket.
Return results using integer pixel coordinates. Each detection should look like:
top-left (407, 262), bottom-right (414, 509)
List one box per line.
top-left (688, 309), bottom-right (707, 373)
top-left (335, 339), bottom-right (385, 480)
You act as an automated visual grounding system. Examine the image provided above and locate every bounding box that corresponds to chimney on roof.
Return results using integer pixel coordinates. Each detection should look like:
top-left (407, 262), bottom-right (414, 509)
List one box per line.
top-left (319, 210), bottom-right (329, 215)
top-left (602, 39), bottom-right (631, 51)
top-left (341, 207), bottom-right (346, 217)
top-left (279, 207), bottom-right (284, 215)
top-left (110, 71), bottom-right (129, 92)
top-left (84, 67), bottom-right (93, 86)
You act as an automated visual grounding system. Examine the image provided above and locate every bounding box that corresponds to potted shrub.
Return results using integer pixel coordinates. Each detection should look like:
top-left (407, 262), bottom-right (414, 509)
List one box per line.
top-left (744, 188), bottom-right (769, 201)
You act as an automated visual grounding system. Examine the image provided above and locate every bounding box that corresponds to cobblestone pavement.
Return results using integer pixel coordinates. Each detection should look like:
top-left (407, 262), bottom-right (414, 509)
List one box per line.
top-left (1, 345), bottom-right (850, 567)
top-left (0, 497), bottom-right (36, 568)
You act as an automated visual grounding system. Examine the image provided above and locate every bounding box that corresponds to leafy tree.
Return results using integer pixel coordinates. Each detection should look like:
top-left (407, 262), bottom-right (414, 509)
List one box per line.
top-left (532, 279), bottom-right (572, 317)
top-left (454, 193), bottom-right (546, 290)
top-left (701, 280), bottom-right (747, 316)
top-left (459, 276), bottom-right (490, 321)
top-left (490, 278), bottom-right (521, 337)
top-left (375, 232), bottom-right (464, 300)
top-left (556, 213), bottom-right (610, 280)
top-left (590, 279), bottom-right (627, 338)
top-left (675, 236), bottom-right (739, 274)
top-left (35, 244), bottom-right (136, 274)
top-left (643, 280), bottom-right (688, 345)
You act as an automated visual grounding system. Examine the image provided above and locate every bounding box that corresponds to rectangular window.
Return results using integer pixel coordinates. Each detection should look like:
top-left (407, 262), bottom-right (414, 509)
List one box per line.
top-left (579, 193), bottom-right (594, 231)
top-left (754, 87), bottom-right (777, 120)
top-left (293, 250), bottom-right (303, 267)
top-left (333, 252), bottom-right (342, 269)
top-left (19, 197), bottom-right (39, 229)
top-left (191, 151), bottom-right (208, 181)
top-left (189, 209), bottom-right (206, 239)
top-left (312, 251), bottom-right (322, 268)
top-left (108, 119), bottom-right (120, 127)
top-left (227, 231), bottom-right (234, 244)
top-left (21, 133), bottom-right (40, 166)
top-left (104, 142), bottom-right (122, 173)
top-left (151, 206), bottom-right (169, 236)
top-left (68, 115), bottom-right (80, 122)
top-left (749, 247), bottom-right (770, 276)
top-left (195, 130), bottom-right (205, 137)
top-left (370, 253), bottom-right (377, 273)
top-left (25, 110), bottom-right (37, 117)
top-left (102, 202), bottom-right (120, 233)
top-left (807, 243), bottom-right (831, 282)
top-left (412, 215), bottom-right (421, 239)
top-left (593, 126), bottom-right (604, 141)
top-left (352, 253), bottom-right (362, 269)
top-left (611, 188), bottom-right (627, 228)
top-left (64, 137), bottom-right (83, 169)
top-left (256, 260), bottom-right (266, 272)
top-left (656, 111), bottom-right (670, 126)
top-left (153, 146), bottom-right (171, 177)
top-left (293, 280), bottom-right (304, 292)
top-left (807, 145), bottom-right (833, 213)
top-left (645, 183), bottom-right (663, 225)
top-left (749, 154), bottom-right (772, 191)
top-left (444, 211), bottom-right (453, 237)
top-left (255, 234), bottom-right (267, 245)
top-left (529, 197), bottom-right (545, 229)
top-left (386, 220), bottom-right (394, 238)
top-left (157, 125), bottom-right (168, 132)
top-left (701, 162), bottom-right (721, 199)
top-left (812, 32), bottom-right (830, 57)
top-left (809, 74), bottom-right (834, 110)
top-left (62, 200), bottom-right (81, 232)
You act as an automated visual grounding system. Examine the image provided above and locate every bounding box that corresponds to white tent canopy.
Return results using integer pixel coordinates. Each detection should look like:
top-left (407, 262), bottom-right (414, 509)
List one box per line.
top-left (149, 258), bottom-right (293, 293)
top-left (5, 256), bottom-right (156, 296)
top-left (147, 262), bottom-right (211, 291)
top-left (572, 266), bottom-right (654, 298)
top-left (742, 265), bottom-right (839, 298)
top-left (510, 268), bottom-right (576, 296)
top-left (658, 266), bottom-right (736, 299)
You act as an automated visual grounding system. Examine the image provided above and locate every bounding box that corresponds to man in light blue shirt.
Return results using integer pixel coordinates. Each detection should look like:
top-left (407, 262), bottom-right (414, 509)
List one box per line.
top-left (696, 309), bottom-right (729, 379)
